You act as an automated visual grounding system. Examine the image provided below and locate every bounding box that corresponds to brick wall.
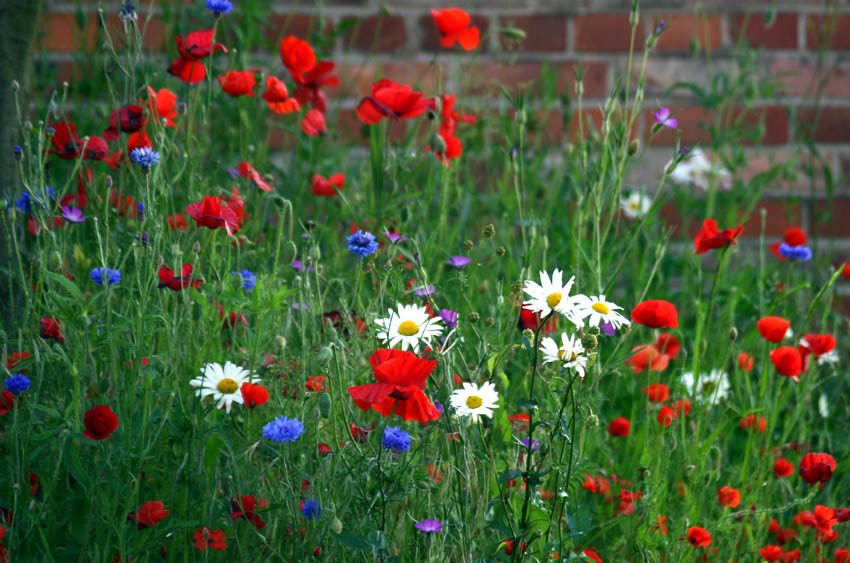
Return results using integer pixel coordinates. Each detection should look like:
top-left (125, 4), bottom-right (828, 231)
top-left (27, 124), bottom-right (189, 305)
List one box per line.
top-left (34, 1), bottom-right (850, 246)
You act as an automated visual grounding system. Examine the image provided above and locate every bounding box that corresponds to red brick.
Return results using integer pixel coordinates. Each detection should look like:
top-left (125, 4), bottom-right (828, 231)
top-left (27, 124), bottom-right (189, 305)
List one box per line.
top-left (645, 106), bottom-right (714, 146)
top-left (421, 13), bottom-right (489, 52)
top-left (466, 61), bottom-right (606, 99)
top-left (734, 106), bottom-right (790, 145)
top-left (729, 13), bottom-right (798, 50)
top-left (806, 15), bottom-right (850, 50)
top-left (574, 14), bottom-right (644, 53)
top-left (104, 14), bottom-right (168, 52)
top-left (262, 14), bottom-right (321, 46)
top-left (746, 200), bottom-right (804, 237)
top-left (771, 59), bottom-right (850, 98)
top-left (654, 14), bottom-right (724, 52)
top-left (567, 109), bottom-right (614, 142)
top-left (498, 15), bottom-right (566, 52)
top-left (812, 199), bottom-right (850, 237)
top-left (659, 202), bottom-right (701, 240)
top-left (342, 15), bottom-right (407, 53)
top-left (796, 107), bottom-right (850, 143)
top-left (40, 12), bottom-right (97, 52)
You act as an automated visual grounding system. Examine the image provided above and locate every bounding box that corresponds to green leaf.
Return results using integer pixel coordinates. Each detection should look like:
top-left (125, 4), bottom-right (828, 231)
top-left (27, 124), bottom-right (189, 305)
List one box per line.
top-left (333, 533), bottom-right (372, 551)
top-left (204, 435), bottom-right (224, 477)
top-left (45, 271), bottom-right (84, 303)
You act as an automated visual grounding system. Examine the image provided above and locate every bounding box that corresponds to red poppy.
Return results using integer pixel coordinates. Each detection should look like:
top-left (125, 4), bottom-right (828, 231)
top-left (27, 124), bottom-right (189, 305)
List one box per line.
top-left (186, 195), bottom-right (241, 234)
top-left (508, 413), bottom-right (530, 432)
top-left (427, 131), bottom-right (463, 168)
top-left (130, 501), bottom-right (169, 529)
top-left (431, 8), bottom-right (480, 50)
top-left (301, 109), bottom-right (326, 136)
top-left (607, 416), bottom-right (630, 437)
top-left (625, 344), bottom-right (669, 374)
top-left (27, 216), bottom-right (65, 236)
top-left (799, 333), bottom-right (836, 365)
top-left (694, 218), bottom-right (744, 254)
top-left (48, 122), bottom-right (84, 159)
top-left (6, 352), bottom-right (31, 373)
top-left (837, 549), bottom-right (850, 563)
top-left (434, 94), bottom-right (476, 134)
top-left (582, 474), bottom-right (610, 496)
top-left (770, 346), bottom-right (802, 381)
top-left (306, 375), bottom-right (325, 392)
top-left (229, 496), bottom-right (268, 529)
top-left (717, 486), bottom-right (741, 508)
top-left (146, 87), bottom-right (178, 127)
top-left (356, 79), bottom-right (430, 124)
top-left (60, 168), bottom-right (92, 209)
top-left (773, 457), bottom-right (793, 479)
top-left (240, 382), bottom-right (269, 409)
top-left (738, 352), bottom-right (754, 371)
top-left (193, 527), bottom-right (226, 551)
top-left (168, 29), bottom-right (227, 83)
top-left (630, 300), bottom-right (678, 328)
top-left (103, 105), bottom-right (146, 140)
top-left (317, 443), bottom-right (331, 456)
top-left (0, 390), bottom-right (15, 416)
top-left (347, 349), bottom-right (441, 423)
top-left (39, 317), bottom-right (65, 344)
top-left (654, 333), bottom-right (680, 358)
top-left (280, 36), bottom-right (316, 76)
top-left (108, 190), bottom-right (141, 219)
top-left (349, 422), bottom-right (375, 442)
top-left (673, 398), bottom-right (691, 417)
top-left (657, 405), bottom-right (676, 426)
top-left (127, 129), bottom-right (152, 153)
top-left (517, 306), bottom-right (558, 334)
top-left (168, 213), bottom-right (188, 231)
top-left (83, 405), bottom-right (119, 440)
top-left (237, 161), bottom-right (273, 192)
top-left (292, 61), bottom-right (339, 113)
top-left (654, 515), bottom-right (668, 535)
top-left (218, 70), bottom-right (256, 97)
top-left (642, 383), bottom-right (670, 403)
top-left (760, 546), bottom-right (783, 561)
top-left (311, 173), bottom-right (344, 197)
top-left (739, 414), bottom-right (766, 433)
top-left (262, 76), bottom-right (300, 114)
top-left (217, 304), bottom-right (248, 329)
top-left (158, 264), bottom-right (202, 291)
top-left (616, 489), bottom-right (642, 515)
top-left (757, 316), bottom-right (790, 343)
top-left (685, 526), bottom-right (711, 547)
top-left (799, 452), bottom-right (836, 484)
top-left (582, 548), bottom-right (602, 563)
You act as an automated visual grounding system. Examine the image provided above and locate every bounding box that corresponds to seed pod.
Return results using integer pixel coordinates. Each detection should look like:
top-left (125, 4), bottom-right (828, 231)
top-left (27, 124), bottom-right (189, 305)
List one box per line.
top-left (581, 334), bottom-right (598, 351)
top-left (330, 517), bottom-right (343, 534)
top-left (318, 392), bottom-right (331, 418)
top-left (317, 346), bottom-right (332, 365)
top-left (628, 139), bottom-right (640, 155)
top-left (728, 326), bottom-right (738, 341)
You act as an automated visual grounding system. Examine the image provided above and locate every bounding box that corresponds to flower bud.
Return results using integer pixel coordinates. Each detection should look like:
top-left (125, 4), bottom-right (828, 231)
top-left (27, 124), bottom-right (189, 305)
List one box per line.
top-left (728, 327), bottom-right (738, 341)
top-left (501, 27), bottom-right (526, 40)
top-left (330, 517), bottom-right (343, 534)
top-left (467, 312), bottom-right (480, 323)
top-left (276, 335), bottom-right (287, 349)
top-left (628, 139), bottom-right (640, 155)
top-left (192, 241), bottom-right (201, 254)
top-left (482, 224), bottom-right (496, 238)
top-left (495, 245), bottom-right (506, 256)
top-left (581, 334), bottom-right (598, 351)
top-left (318, 392), bottom-right (331, 419)
top-left (317, 346), bottom-right (332, 365)
top-left (522, 328), bottom-right (535, 345)
top-left (463, 239), bottom-right (474, 251)
top-left (484, 316), bottom-right (495, 327)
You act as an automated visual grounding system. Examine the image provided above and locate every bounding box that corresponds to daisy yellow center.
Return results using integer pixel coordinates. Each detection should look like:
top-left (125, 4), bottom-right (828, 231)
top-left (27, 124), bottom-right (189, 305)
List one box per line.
top-left (546, 292), bottom-right (562, 308)
top-left (217, 378), bottom-right (238, 394)
top-left (398, 320), bottom-right (420, 336)
top-left (592, 302), bottom-right (610, 315)
top-left (465, 395), bottom-right (483, 409)
top-left (630, 203), bottom-right (640, 210)
top-left (558, 349), bottom-right (578, 362)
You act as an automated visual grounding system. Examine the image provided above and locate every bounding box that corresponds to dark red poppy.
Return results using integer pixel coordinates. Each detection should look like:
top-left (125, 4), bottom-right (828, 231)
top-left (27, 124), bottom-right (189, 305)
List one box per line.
top-left (146, 87), bottom-right (178, 127)
top-left (262, 76), bottom-right (300, 114)
top-left (48, 122), bottom-right (83, 159)
top-left (39, 317), bottom-right (65, 344)
top-left (240, 382), bottom-right (269, 409)
top-left (517, 305), bottom-right (558, 334)
top-left (83, 405), bottom-right (118, 440)
top-left (616, 489), bottom-right (641, 515)
top-left (129, 501), bottom-right (169, 529)
top-left (757, 316), bottom-right (790, 343)
top-left (103, 105), bottom-right (146, 141)
top-left (168, 29), bottom-right (227, 83)
top-left (230, 496), bottom-right (268, 529)
top-left (306, 376), bottom-right (325, 392)
top-left (693, 218), bottom-right (744, 254)
top-left (311, 173), bottom-right (344, 197)
top-left (654, 333), bottom-right (679, 358)
top-left (168, 213), bottom-right (188, 231)
top-left (280, 36), bottom-right (316, 76)
top-left (770, 346), bottom-right (802, 380)
top-left (760, 546), bottom-right (783, 561)
top-left (630, 300), bottom-right (678, 328)
top-left (673, 398), bottom-right (691, 417)
top-left (158, 264), bottom-right (202, 291)
top-left (738, 352), bottom-right (754, 371)
top-left (0, 390), bottom-right (15, 416)
top-left (349, 422), bottom-right (375, 443)
top-left (217, 304), bottom-right (248, 329)
top-left (292, 61), bottom-right (339, 113)
top-left (685, 526), bottom-right (711, 547)
top-left (27, 216), bottom-right (65, 237)
top-left (61, 168), bottom-right (92, 209)
top-left (431, 8), bottom-right (480, 50)
top-left (109, 190), bottom-right (141, 219)
top-left (301, 109), bottom-right (326, 136)
top-left (185, 195), bottom-right (241, 234)
top-left (347, 349), bottom-right (441, 423)
top-left (642, 383), bottom-right (670, 403)
top-left (317, 443), bottom-right (331, 456)
top-left (607, 416), bottom-right (630, 437)
top-left (193, 527), bottom-right (226, 551)
top-left (799, 452), bottom-right (836, 484)
top-left (218, 70), bottom-right (256, 97)
top-left (773, 457), bottom-right (793, 479)
top-left (356, 79), bottom-right (430, 124)
top-left (6, 352), bottom-right (31, 372)
top-left (237, 161), bottom-right (273, 192)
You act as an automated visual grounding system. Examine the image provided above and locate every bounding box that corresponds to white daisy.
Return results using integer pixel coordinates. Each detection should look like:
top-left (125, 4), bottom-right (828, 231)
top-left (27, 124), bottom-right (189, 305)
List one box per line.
top-left (449, 381), bottom-right (499, 421)
top-left (540, 333), bottom-right (589, 378)
top-left (620, 192), bottom-right (651, 219)
top-left (680, 369), bottom-right (730, 406)
top-left (522, 269), bottom-right (581, 326)
top-left (375, 303), bottom-right (443, 351)
top-left (189, 361), bottom-right (254, 413)
top-left (572, 294), bottom-right (630, 330)
top-left (817, 349), bottom-right (839, 366)
top-left (667, 148), bottom-right (732, 191)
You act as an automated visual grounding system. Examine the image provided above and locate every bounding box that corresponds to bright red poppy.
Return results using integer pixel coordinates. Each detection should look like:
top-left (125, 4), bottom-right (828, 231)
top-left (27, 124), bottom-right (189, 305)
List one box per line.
top-left (48, 122), bottom-right (84, 159)
top-left (693, 218), bottom-right (744, 254)
top-left (759, 546), bottom-right (783, 561)
top-left (83, 405), bottom-right (119, 440)
top-left (428, 131), bottom-right (463, 168)
top-left (799, 333), bottom-right (836, 365)
top-left (582, 548), bottom-right (602, 563)
top-left (349, 422), bottom-right (375, 442)
top-left (642, 383), bottom-right (670, 403)
top-left (508, 413), bottom-right (530, 432)
top-left (770, 227), bottom-right (807, 260)
top-left (685, 526), bottom-right (711, 547)
top-left (654, 333), bottom-right (680, 358)
top-left (607, 416), bottom-right (630, 437)
top-left (717, 486), bottom-right (741, 508)
top-left (757, 316), bottom-right (790, 343)
top-left (431, 8), bottom-right (480, 50)
top-left (146, 86), bottom-right (178, 126)
top-left (657, 405), bottom-right (676, 426)
top-left (356, 79), bottom-right (430, 124)
top-left (347, 349), bottom-right (441, 423)
top-left (185, 195), bottom-right (241, 234)
top-left (229, 495), bottom-right (268, 529)
top-left (311, 173), bottom-right (344, 197)
top-left (237, 161), bottom-right (273, 192)
top-left (738, 352), bottom-right (754, 371)
top-left (773, 457), bottom-right (793, 479)
top-left (673, 398), bottom-right (691, 417)
top-left (631, 300), bottom-right (678, 328)
top-left (292, 61), bottom-right (339, 113)
top-left (103, 105), bottom-right (145, 140)
top-left (168, 29), bottom-right (227, 83)
top-left (770, 346), bottom-right (802, 380)
top-left (131, 501), bottom-right (169, 529)
top-left (739, 414), bottom-right (766, 433)
top-left (262, 76), bottom-right (300, 114)
top-left (517, 305), bottom-right (558, 334)
top-left (301, 109), bottom-right (326, 136)
top-left (218, 70), bottom-right (256, 97)
top-left (217, 304), bottom-right (247, 329)
top-left (799, 452), bottom-right (836, 484)
top-left (168, 213), bottom-right (188, 231)
top-left (40, 317), bottom-right (65, 344)
top-left (240, 382), bottom-right (269, 409)
top-left (306, 375), bottom-right (325, 392)
top-left (625, 344), bottom-right (669, 374)
top-left (836, 549), bottom-right (850, 563)
top-left (280, 36), bottom-right (316, 76)
top-left (193, 527), bottom-right (226, 551)
top-left (158, 264), bottom-right (202, 291)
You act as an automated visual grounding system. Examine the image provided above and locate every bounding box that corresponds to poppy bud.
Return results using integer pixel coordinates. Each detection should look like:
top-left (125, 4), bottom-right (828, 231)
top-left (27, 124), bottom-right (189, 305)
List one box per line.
top-left (628, 139), bottom-right (640, 155)
top-left (728, 326), bottom-right (738, 340)
top-left (105, 175), bottom-right (113, 189)
top-left (317, 346), bottom-right (332, 365)
top-left (468, 312), bottom-right (480, 323)
top-left (587, 414), bottom-right (599, 426)
top-left (192, 241), bottom-right (201, 253)
top-left (501, 26), bottom-right (527, 40)
top-left (463, 239), bottom-right (474, 251)
top-left (305, 220), bottom-right (316, 230)
top-left (431, 133), bottom-right (447, 155)
top-left (318, 392), bottom-right (331, 419)
top-left (330, 517), bottom-right (343, 534)
top-left (276, 335), bottom-right (286, 348)
top-left (11, 79), bottom-right (20, 91)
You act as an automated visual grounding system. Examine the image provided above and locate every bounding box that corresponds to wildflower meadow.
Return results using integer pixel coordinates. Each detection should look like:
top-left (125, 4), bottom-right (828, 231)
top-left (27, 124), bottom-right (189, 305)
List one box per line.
top-left (2, 1), bottom-right (850, 561)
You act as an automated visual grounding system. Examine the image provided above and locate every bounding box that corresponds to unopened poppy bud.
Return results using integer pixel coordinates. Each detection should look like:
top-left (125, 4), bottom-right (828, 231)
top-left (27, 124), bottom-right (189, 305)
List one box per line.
top-left (330, 517), bottom-right (343, 534)
top-left (484, 316), bottom-right (495, 327)
top-left (467, 312), bottom-right (480, 323)
top-left (11, 80), bottom-right (20, 91)
top-left (628, 139), bottom-right (640, 155)
top-left (482, 224), bottom-right (496, 238)
top-left (496, 245), bottom-right (506, 256)
top-left (463, 239), bottom-right (474, 251)
top-left (326, 326), bottom-right (338, 340)
top-left (25, 121), bottom-right (34, 132)
top-left (276, 335), bottom-right (287, 348)
top-left (318, 392), bottom-right (331, 419)
top-left (282, 241), bottom-right (297, 265)
top-left (581, 334), bottom-right (598, 351)
top-left (431, 133), bottom-right (447, 155)
top-left (317, 346), bottom-right (332, 365)
top-left (192, 241), bottom-right (201, 253)
top-left (620, 324), bottom-right (631, 335)
top-left (105, 175), bottom-right (113, 189)
top-left (501, 26), bottom-right (526, 40)
top-left (728, 327), bottom-right (738, 341)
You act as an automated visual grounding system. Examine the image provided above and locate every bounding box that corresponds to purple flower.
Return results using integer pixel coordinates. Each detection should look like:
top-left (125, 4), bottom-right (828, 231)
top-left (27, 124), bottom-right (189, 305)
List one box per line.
top-left (414, 519), bottom-right (442, 533)
top-left (438, 309), bottom-right (458, 329)
top-left (291, 260), bottom-right (314, 272)
top-left (434, 401), bottom-right (445, 415)
top-left (226, 166), bottom-right (240, 179)
top-left (384, 231), bottom-right (408, 244)
top-left (61, 206), bottom-right (86, 222)
top-left (414, 285), bottom-right (435, 298)
top-left (678, 145), bottom-right (690, 156)
top-left (654, 18), bottom-right (666, 34)
top-left (654, 107), bottom-right (678, 130)
top-left (292, 301), bottom-right (310, 310)
top-left (600, 321), bottom-right (616, 336)
top-left (446, 256), bottom-right (471, 269)
top-left (521, 438), bottom-right (539, 451)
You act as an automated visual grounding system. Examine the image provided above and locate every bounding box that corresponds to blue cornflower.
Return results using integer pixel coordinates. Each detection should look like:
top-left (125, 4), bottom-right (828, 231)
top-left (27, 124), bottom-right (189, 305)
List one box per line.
top-left (300, 499), bottom-right (321, 520)
top-left (778, 242), bottom-right (813, 261)
top-left (119, 2), bottom-right (137, 21)
top-left (231, 269), bottom-right (257, 291)
top-left (206, 0), bottom-right (233, 15)
top-left (14, 186), bottom-right (55, 214)
top-left (5, 374), bottom-right (30, 394)
top-left (382, 425), bottom-right (412, 452)
top-left (90, 267), bottom-right (122, 286)
top-left (346, 230), bottom-right (378, 259)
top-left (130, 147), bottom-right (160, 170)
top-left (263, 415), bottom-right (304, 444)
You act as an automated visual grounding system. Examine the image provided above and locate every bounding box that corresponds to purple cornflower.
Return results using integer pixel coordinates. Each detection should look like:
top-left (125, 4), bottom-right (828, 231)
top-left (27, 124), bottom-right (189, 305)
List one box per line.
top-left (438, 309), bottom-right (458, 329)
top-left (61, 206), bottom-right (86, 222)
top-left (778, 243), bottom-right (812, 261)
top-left (291, 260), bottom-right (315, 272)
top-left (414, 519), bottom-right (442, 533)
top-left (292, 301), bottom-right (310, 310)
top-left (347, 230), bottom-right (378, 258)
top-left (521, 438), bottom-right (539, 451)
top-left (654, 18), bottom-right (667, 34)
top-left (226, 166), bottom-right (240, 179)
top-left (678, 145), bottom-right (690, 156)
top-left (384, 231), bottom-right (408, 244)
top-left (446, 256), bottom-right (471, 269)
top-left (414, 285), bottom-right (435, 298)
top-left (654, 107), bottom-right (677, 129)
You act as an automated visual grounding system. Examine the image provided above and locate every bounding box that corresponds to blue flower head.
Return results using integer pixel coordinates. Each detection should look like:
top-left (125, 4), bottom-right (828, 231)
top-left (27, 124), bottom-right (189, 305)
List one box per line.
top-left (119, 2), bottom-right (136, 21)
top-left (15, 186), bottom-right (55, 214)
top-left (206, 0), bottom-right (233, 15)
top-left (382, 425), bottom-right (411, 452)
top-left (91, 267), bottom-right (122, 286)
top-left (263, 415), bottom-right (304, 444)
top-left (778, 242), bottom-right (813, 261)
top-left (231, 269), bottom-right (257, 291)
top-left (5, 374), bottom-right (30, 395)
top-left (346, 230), bottom-right (378, 259)
top-left (130, 147), bottom-right (160, 170)
top-left (301, 499), bottom-right (321, 520)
